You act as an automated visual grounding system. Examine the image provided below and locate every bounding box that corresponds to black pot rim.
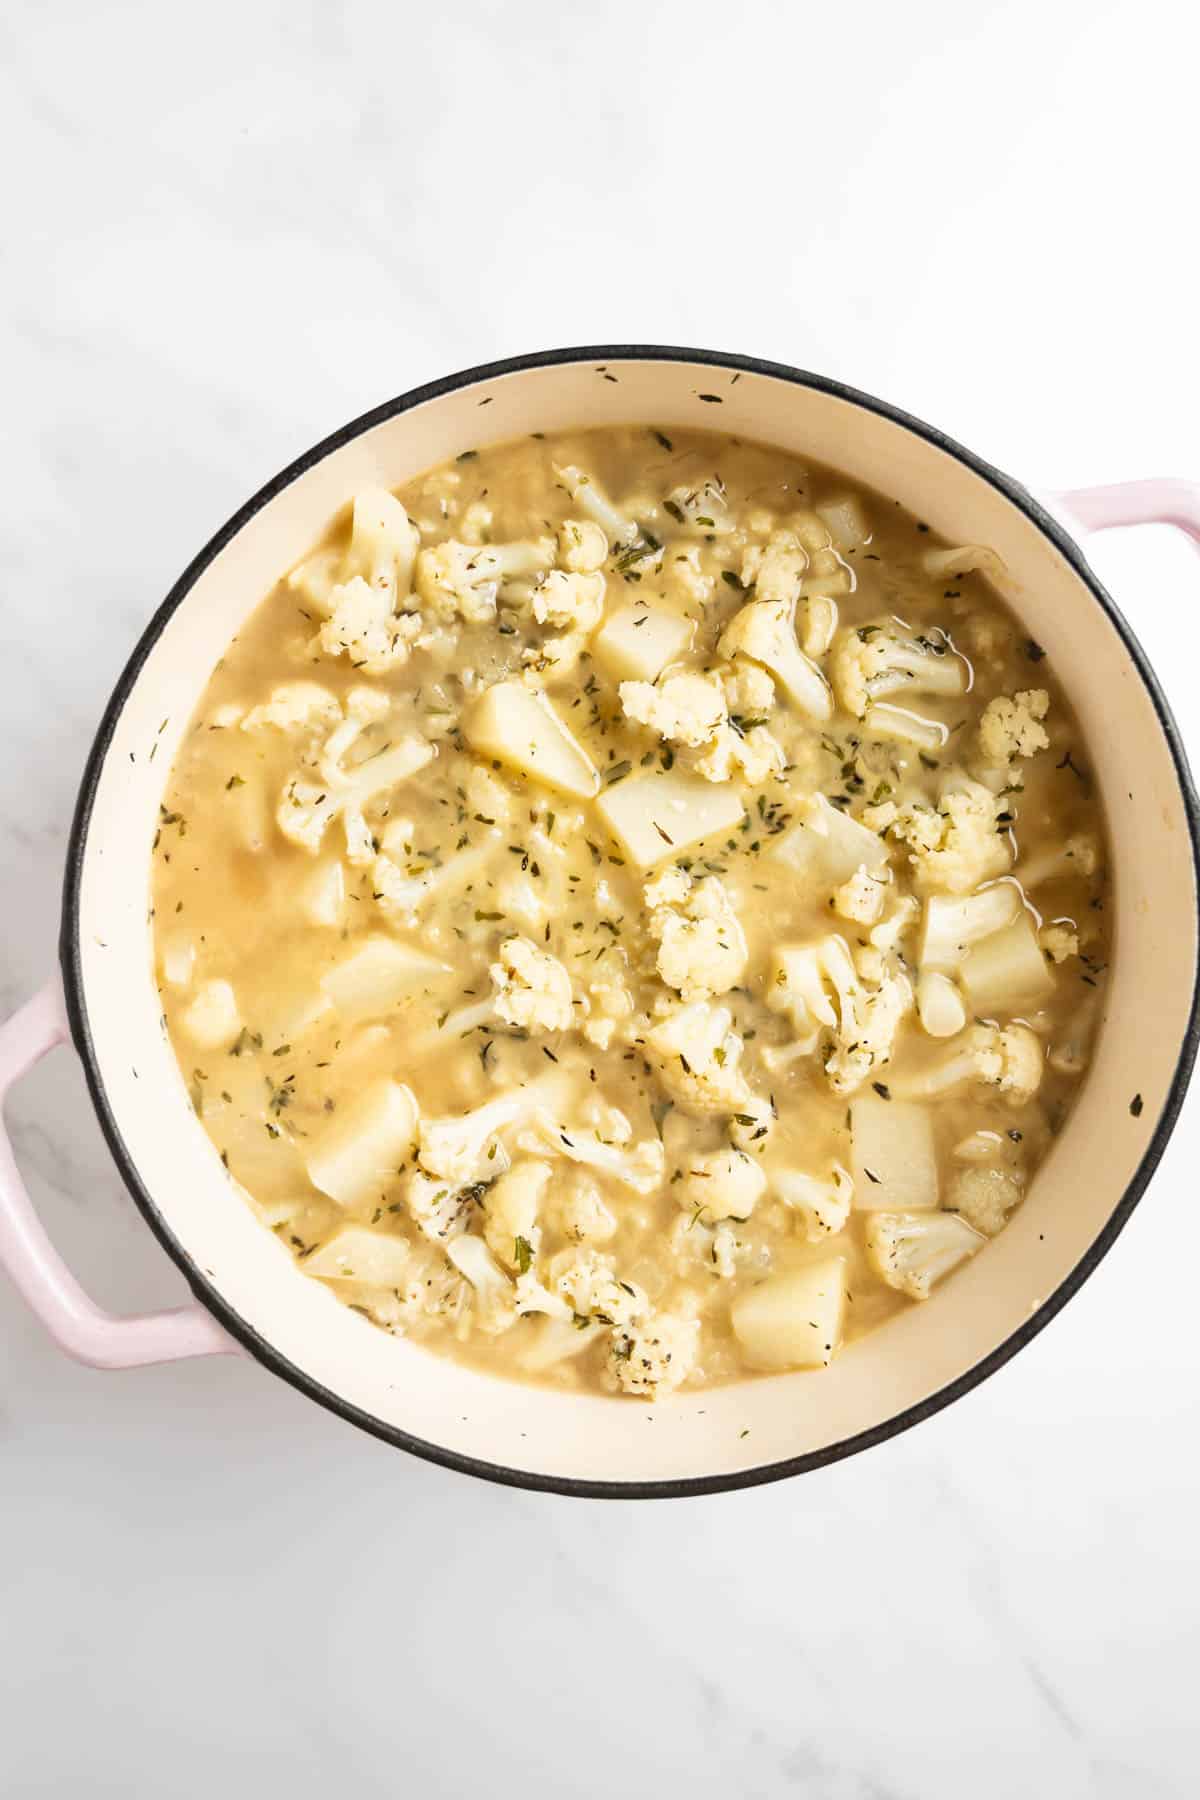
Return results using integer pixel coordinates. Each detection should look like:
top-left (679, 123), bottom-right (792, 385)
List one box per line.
top-left (58, 343), bottom-right (1200, 1500)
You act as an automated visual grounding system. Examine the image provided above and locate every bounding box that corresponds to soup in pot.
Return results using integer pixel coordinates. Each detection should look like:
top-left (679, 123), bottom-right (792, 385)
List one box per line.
top-left (152, 427), bottom-right (1109, 1400)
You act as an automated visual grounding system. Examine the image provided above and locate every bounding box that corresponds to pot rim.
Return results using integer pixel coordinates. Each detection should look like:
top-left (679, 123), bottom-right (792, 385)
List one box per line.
top-left (57, 343), bottom-right (1200, 1499)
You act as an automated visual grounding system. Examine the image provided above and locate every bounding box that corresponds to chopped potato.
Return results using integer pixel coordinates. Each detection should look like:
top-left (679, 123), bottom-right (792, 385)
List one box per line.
top-left (731, 1260), bottom-right (847, 1369)
top-left (593, 604), bottom-right (693, 683)
top-left (464, 680), bottom-right (599, 798)
top-left (306, 1081), bottom-right (419, 1209)
top-left (596, 770), bottom-right (745, 868)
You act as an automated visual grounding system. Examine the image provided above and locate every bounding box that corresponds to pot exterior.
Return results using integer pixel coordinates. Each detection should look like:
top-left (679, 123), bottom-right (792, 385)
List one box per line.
top-left (59, 349), bottom-right (1200, 1496)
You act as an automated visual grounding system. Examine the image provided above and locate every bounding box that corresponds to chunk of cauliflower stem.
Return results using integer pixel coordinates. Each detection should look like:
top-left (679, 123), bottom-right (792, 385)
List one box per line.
top-left (889, 1022), bottom-right (1044, 1105)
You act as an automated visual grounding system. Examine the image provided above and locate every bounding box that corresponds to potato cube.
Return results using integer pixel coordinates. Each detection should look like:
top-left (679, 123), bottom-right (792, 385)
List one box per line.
top-left (464, 680), bottom-right (599, 798)
top-left (179, 978), bottom-right (242, 1050)
top-left (592, 605), bottom-right (693, 684)
top-left (731, 1259), bottom-right (847, 1369)
top-left (321, 935), bottom-right (450, 1022)
top-left (771, 793), bottom-right (888, 887)
top-left (851, 1092), bottom-right (938, 1211)
top-left (961, 914), bottom-right (1055, 1014)
top-left (303, 1224), bottom-right (413, 1286)
top-left (305, 1079), bottom-right (418, 1208)
top-left (596, 771), bottom-right (744, 869)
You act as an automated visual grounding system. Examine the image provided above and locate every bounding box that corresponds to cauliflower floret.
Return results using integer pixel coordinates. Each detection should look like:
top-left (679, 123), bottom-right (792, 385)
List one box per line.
top-left (977, 689), bottom-right (1050, 765)
top-left (548, 1170), bottom-right (618, 1244)
top-left (404, 1163), bottom-right (506, 1245)
top-left (524, 1119), bottom-right (666, 1195)
top-left (317, 576), bottom-right (423, 675)
top-left (893, 776), bottom-right (1012, 895)
top-left (948, 1165), bottom-right (1024, 1236)
top-left (895, 1022), bottom-right (1044, 1105)
top-left (579, 976), bottom-right (635, 1050)
top-left (1017, 831), bottom-right (1100, 891)
top-left (916, 969), bottom-right (968, 1038)
top-left (720, 659), bottom-right (777, 719)
top-left (865, 1211), bottom-right (986, 1300)
top-left (664, 544), bottom-right (715, 606)
top-left (521, 629), bottom-right (592, 682)
top-left (444, 1233), bottom-right (518, 1335)
top-left (644, 865), bottom-right (692, 910)
top-left (558, 518), bottom-right (609, 573)
top-left (870, 895), bottom-right (920, 954)
top-left (666, 475), bottom-right (734, 536)
top-left (832, 864), bottom-right (887, 925)
top-left (276, 716), bottom-right (434, 861)
top-left (482, 1159), bottom-right (551, 1270)
top-left (489, 937), bottom-right (574, 1035)
top-left (553, 464), bottom-right (637, 544)
top-left (415, 537), bottom-right (555, 624)
top-left (718, 599), bottom-right (832, 721)
top-left (1039, 922), bottom-right (1080, 963)
top-left (531, 568), bottom-right (606, 633)
top-left (767, 936), bottom-right (913, 1094)
top-left (745, 528), bottom-right (808, 602)
top-left (774, 1164), bottom-right (854, 1241)
top-left (829, 623), bottom-right (967, 718)
top-left (691, 721), bottom-right (786, 787)
top-left (858, 798), bottom-right (899, 834)
top-left (619, 673), bottom-right (728, 748)
top-left (550, 1248), bottom-right (647, 1328)
top-left (646, 872), bottom-right (749, 1001)
top-left (608, 1312), bottom-right (700, 1399)
top-left (646, 1001), bottom-right (762, 1120)
top-left (416, 1080), bottom-right (562, 1188)
top-left (240, 682), bottom-right (342, 734)
top-left (675, 1147), bottom-right (766, 1221)
top-left (414, 542), bottom-right (501, 624)
top-left (619, 672), bottom-right (784, 785)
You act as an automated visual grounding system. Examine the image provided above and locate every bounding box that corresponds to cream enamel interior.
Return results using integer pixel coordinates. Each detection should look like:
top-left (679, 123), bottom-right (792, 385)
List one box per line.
top-left (71, 357), bottom-right (1197, 1485)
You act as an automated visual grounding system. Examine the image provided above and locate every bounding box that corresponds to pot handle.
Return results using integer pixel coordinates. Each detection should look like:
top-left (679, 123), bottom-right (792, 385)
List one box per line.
top-left (0, 979), bottom-right (236, 1368)
top-left (1051, 479), bottom-right (1200, 547)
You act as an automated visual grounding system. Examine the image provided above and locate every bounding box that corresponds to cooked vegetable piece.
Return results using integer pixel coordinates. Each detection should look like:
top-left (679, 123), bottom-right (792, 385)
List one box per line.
top-left (593, 604), bottom-right (693, 683)
top-left (304, 1225), bottom-right (413, 1285)
top-left (464, 680), bottom-right (599, 798)
top-left (850, 1092), bottom-right (939, 1211)
top-left (961, 914), bottom-right (1056, 1013)
top-left (731, 1259), bottom-right (847, 1369)
top-left (595, 771), bottom-right (745, 868)
top-left (772, 793), bottom-right (889, 886)
top-left (306, 1080), bottom-right (418, 1208)
top-left (321, 936), bottom-right (450, 1022)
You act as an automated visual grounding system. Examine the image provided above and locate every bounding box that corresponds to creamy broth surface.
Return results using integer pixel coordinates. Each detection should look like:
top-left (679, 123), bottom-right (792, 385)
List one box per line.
top-left (153, 427), bottom-right (1109, 1399)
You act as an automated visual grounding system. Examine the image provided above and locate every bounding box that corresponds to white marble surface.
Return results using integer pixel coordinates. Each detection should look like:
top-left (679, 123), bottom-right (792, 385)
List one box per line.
top-left (2, 2), bottom-right (1199, 1793)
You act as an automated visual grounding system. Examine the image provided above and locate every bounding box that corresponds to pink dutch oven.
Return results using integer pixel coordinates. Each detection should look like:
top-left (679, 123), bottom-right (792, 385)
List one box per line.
top-left (1, 348), bottom-right (1197, 1497)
